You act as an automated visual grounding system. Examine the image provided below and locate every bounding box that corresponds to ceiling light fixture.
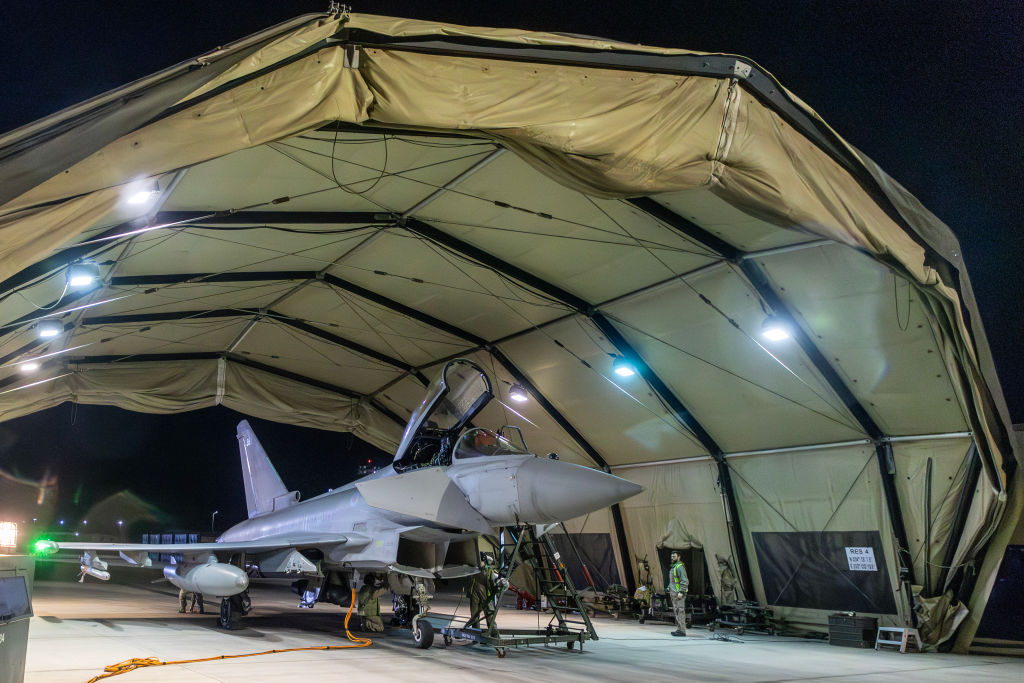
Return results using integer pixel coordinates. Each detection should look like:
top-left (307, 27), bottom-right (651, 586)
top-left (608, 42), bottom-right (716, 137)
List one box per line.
top-left (19, 362), bottom-right (40, 373)
top-left (612, 356), bottom-right (637, 377)
top-left (125, 180), bottom-right (160, 205)
top-left (37, 320), bottom-right (62, 339)
top-left (66, 262), bottom-right (100, 288)
top-left (509, 383), bottom-right (529, 402)
top-left (761, 315), bottom-right (792, 342)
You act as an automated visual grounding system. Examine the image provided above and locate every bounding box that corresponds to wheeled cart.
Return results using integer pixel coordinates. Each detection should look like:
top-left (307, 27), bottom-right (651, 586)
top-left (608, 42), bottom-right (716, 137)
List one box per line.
top-left (408, 523), bottom-right (598, 657)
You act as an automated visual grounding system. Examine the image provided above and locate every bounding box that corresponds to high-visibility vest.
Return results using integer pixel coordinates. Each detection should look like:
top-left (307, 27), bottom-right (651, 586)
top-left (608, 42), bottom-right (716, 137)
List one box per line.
top-left (667, 561), bottom-right (689, 593)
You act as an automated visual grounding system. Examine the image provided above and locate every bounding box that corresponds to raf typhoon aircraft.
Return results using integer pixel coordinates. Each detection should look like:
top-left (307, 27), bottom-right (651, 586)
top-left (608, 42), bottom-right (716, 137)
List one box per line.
top-left (37, 359), bottom-right (643, 639)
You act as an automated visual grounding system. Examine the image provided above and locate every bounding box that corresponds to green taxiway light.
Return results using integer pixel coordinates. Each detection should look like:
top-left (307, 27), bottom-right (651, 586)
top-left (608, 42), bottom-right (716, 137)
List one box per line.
top-left (32, 539), bottom-right (58, 555)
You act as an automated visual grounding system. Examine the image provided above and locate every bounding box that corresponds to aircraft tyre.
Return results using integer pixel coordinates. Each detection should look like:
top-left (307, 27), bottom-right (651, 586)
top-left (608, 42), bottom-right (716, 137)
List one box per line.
top-left (219, 594), bottom-right (245, 630)
top-left (413, 619), bottom-right (434, 649)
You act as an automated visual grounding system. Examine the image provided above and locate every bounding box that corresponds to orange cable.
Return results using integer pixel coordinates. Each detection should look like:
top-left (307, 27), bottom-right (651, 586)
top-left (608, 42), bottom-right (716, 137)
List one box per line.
top-left (85, 588), bottom-right (372, 683)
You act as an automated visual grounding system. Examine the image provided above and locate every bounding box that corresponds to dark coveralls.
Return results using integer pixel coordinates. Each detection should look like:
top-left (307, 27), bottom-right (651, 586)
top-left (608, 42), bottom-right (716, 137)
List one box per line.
top-left (466, 563), bottom-right (499, 633)
top-left (357, 581), bottom-right (389, 632)
top-left (178, 588), bottom-right (204, 614)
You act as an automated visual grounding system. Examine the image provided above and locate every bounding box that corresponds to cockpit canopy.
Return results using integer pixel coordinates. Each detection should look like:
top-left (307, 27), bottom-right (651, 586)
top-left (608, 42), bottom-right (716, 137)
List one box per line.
top-left (393, 359), bottom-right (493, 469)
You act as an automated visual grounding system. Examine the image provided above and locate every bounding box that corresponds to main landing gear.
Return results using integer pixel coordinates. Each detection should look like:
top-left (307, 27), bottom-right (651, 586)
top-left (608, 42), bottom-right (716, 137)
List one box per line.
top-left (218, 590), bottom-right (251, 630)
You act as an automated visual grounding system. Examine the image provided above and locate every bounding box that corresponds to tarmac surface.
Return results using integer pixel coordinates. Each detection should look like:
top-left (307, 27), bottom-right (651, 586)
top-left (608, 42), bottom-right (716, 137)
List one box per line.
top-left (23, 571), bottom-right (1024, 682)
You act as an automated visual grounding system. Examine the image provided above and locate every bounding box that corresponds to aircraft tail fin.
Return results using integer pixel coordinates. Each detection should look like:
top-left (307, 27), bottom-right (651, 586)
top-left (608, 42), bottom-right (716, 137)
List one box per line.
top-left (236, 420), bottom-right (295, 518)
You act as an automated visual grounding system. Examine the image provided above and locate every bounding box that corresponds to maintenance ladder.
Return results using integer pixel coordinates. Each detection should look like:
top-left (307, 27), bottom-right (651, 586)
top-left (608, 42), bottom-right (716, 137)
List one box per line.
top-left (431, 523), bottom-right (598, 656)
top-left (497, 523), bottom-right (598, 641)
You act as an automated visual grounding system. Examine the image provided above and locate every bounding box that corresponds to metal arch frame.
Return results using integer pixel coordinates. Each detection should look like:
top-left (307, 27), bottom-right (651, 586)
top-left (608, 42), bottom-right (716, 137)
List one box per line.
top-left (100, 273), bottom-right (624, 474)
top-left (58, 211), bottom-right (749, 592)
top-left (0, 25), bottom-right (969, 597)
top-left (0, 201), bottom-right (917, 589)
top-left (0, 203), bottom-right (916, 588)
top-left (627, 198), bottom-right (918, 584)
top-left (77, 307), bottom-right (423, 382)
top-left (90, 264), bottom-right (642, 589)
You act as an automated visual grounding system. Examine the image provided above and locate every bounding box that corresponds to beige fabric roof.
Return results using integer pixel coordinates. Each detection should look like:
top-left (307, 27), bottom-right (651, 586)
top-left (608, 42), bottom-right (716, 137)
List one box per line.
top-left (0, 11), bottom-right (1016, 646)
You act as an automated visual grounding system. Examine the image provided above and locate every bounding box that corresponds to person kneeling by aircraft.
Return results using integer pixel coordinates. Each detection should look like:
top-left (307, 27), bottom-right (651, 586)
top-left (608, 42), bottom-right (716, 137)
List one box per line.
top-left (358, 574), bottom-right (389, 632)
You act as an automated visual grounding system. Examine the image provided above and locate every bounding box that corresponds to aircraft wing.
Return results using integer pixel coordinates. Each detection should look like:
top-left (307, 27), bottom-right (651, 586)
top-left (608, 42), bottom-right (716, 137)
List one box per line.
top-left (36, 534), bottom-right (367, 556)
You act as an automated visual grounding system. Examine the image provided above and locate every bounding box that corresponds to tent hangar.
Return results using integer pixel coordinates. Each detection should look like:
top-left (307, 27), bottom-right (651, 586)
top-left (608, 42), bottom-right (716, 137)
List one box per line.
top-left (0, 11), bottom-right (1019, 652)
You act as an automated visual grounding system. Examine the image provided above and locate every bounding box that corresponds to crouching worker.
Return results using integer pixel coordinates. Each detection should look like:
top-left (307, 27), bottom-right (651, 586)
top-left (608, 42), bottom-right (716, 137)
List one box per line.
top-left (178, 588), bottom-right (205, 614)
top-left (357, 574), bottom-right (389, 632)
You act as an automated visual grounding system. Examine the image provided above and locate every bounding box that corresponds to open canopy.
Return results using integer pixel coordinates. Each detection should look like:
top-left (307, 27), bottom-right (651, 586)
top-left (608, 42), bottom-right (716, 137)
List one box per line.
top-left (0, 11), bottom-right (1016, 644)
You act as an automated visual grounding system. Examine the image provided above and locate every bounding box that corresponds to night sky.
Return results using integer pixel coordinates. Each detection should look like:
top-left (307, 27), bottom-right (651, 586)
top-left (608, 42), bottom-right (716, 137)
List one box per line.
top-left (0, 1), bottom-right (1020, 529)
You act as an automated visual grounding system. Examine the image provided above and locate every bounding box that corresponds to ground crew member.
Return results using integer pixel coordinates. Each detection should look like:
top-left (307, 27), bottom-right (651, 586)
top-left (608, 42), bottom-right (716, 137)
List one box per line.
top-left (178, 588), bottom-right (205, 613)
top-left (357, 574), bottom-right (389, 632)
top-left (667, 550), bottom-right (689, 636)
top-left (466, 552), bottom-right (506, 634)
top-left (635, 556), bottom-right (654, 624)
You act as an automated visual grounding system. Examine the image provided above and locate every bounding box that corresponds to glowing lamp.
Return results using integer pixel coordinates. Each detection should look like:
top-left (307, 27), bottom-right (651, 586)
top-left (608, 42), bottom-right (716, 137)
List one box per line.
top-left (612, 356), bottom-right (637, 377)
top-left (67, 263), bottom-right (100, 288)
top-left (125, 180), bottom-right (160, 205)
top-left (0, 521), bottom-right (17, 549)
top-left (761, 315), bottom-right (792, 341)
top-left (509, 383), bottom-right (529, 402)
top-left (34, 539), bottom-right (58, 555)
top-left (37, 320), bottom-right (62, 338)
top-left (19, 361), bottom-right (40, 373)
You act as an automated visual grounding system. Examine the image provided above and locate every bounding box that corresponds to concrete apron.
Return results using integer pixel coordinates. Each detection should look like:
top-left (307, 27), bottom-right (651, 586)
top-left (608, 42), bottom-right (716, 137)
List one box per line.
top-left (25, 577), bottom-right (1024, 682)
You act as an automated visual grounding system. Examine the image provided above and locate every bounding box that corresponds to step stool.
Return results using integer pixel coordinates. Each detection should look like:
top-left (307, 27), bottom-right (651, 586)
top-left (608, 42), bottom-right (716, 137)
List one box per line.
top-left (875, 626), bottom-right (922, 653)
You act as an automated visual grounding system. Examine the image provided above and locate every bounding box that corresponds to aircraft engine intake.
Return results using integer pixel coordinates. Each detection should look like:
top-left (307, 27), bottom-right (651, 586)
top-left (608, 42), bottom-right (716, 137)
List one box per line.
top-left (163, 558), bottom-right (249, 598)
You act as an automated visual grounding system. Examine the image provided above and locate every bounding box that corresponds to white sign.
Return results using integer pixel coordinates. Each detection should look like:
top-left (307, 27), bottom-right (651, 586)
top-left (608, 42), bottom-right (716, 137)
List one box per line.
top-left (845, 546), bottom-right (877, 571)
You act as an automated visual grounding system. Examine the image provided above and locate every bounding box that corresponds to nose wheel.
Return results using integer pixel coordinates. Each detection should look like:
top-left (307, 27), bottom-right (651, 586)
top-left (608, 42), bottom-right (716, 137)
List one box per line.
top-left (412, 619), bottom-right (434, 649)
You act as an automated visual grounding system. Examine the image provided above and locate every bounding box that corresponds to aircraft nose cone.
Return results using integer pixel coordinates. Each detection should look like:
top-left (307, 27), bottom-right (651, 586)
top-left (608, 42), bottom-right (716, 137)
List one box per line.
top-left (515, 458), bottom-right (643, 523)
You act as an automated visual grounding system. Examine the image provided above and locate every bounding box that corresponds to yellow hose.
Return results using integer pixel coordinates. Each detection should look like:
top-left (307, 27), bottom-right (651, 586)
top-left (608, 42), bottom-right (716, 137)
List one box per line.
top-left (85, 588), bottom-right (372, 683)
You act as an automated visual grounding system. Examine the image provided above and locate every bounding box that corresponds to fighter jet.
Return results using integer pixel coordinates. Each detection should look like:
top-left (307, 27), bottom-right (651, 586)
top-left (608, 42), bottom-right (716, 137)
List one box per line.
top-left (36, 359), bottom-right (643, 633)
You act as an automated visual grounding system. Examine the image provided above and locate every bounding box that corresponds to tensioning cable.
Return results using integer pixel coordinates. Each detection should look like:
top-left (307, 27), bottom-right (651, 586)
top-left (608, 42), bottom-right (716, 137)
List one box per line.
top-left (84, 588), bottom-right (372, 683)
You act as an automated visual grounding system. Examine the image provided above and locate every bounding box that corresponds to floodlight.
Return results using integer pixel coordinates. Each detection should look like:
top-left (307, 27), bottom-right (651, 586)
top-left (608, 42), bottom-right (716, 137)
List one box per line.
top-left (37, 319), bottom-right (62, 338)
top-left (761, 315), bottom-right (792, 342)
top-left (0, 521), bottom-right (16, 548)
top-left (19, 361), bottom-right (40, 373)
top-left (509, 383), bottom-right (529, 402)
top-left (612, 356), bottom-right (637, 377)
top-left (67, 262), bottom-right (100, 288)
top-left (125, 180), bottom-right (160, 205)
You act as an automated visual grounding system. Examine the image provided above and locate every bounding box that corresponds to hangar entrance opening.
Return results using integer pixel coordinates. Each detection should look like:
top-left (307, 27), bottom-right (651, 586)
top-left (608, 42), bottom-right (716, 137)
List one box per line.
top-left (0, 8), bottom-right (1017, 655)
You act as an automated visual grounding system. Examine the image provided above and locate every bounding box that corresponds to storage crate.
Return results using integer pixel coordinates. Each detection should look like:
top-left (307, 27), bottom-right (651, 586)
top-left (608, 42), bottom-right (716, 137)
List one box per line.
top-left (828, 613), bottom-right (878, 648)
